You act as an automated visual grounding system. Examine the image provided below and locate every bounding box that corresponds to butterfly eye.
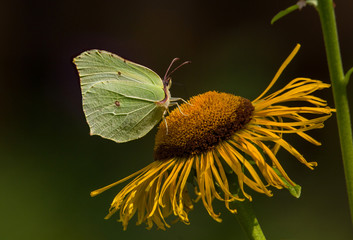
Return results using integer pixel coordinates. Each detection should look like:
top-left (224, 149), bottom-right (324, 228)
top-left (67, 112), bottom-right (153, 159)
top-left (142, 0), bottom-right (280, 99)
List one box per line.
top-left (167, 78), bottom-right (172, 89)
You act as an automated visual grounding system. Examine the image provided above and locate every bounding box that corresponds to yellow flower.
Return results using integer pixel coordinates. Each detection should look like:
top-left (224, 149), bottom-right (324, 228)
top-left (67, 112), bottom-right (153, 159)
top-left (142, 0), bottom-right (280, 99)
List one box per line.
top-left (90, 44), bottom-right (335, 230)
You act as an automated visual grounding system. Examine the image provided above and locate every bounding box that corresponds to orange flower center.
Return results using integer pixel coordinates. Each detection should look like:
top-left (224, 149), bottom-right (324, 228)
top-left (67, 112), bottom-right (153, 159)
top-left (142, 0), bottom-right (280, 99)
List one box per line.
top-left (154, 91), bottom-right (254, 160)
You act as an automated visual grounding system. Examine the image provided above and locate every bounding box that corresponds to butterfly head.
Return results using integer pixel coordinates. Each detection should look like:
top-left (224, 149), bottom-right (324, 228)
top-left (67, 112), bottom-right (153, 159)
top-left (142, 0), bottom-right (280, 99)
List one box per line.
top-left (165, 77), bottom-right (172, 90)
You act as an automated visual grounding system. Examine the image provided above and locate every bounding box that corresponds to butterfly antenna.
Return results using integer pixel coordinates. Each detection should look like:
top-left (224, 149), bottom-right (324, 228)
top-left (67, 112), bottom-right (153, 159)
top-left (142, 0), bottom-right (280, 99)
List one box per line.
top-left (163, 58), bottom-right (191, 85)
top-left (163, 58), bottom-right (180, 82)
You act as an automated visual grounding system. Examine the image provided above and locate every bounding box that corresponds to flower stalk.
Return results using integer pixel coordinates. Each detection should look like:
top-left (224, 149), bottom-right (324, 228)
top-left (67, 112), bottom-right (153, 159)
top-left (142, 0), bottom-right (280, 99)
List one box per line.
top-left (316, 0), bottom-right (353, 223)
top-left (234, 201), bottom-right (266, 240)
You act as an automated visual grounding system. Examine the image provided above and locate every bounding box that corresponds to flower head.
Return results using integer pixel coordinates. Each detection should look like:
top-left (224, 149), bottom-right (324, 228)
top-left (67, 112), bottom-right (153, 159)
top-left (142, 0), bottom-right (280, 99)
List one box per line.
top-left (91, 44), bottom-right (334, 230)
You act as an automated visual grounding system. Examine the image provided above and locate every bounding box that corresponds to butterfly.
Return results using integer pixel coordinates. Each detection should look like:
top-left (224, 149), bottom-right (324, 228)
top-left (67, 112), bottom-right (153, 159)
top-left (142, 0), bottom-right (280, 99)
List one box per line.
top-left (73, 50), bottom-right (189, 143)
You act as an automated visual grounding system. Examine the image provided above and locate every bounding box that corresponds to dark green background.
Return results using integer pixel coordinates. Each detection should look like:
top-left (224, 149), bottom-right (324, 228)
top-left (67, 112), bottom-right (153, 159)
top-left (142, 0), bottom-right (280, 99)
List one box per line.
top-left (1, 1), bottom-right (353, 239)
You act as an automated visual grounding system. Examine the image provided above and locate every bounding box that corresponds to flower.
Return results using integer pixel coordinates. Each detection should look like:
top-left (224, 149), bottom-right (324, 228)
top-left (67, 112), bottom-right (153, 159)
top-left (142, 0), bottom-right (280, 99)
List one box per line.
top-left (90, 44), bottom-right (335, 230)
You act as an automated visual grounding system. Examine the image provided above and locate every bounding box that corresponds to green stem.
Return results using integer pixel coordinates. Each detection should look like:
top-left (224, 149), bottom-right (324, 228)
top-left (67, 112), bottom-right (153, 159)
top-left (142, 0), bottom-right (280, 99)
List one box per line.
top-left (317, 0), bottom-right (353, 224)
top-left (234, 200), bottom-right (266, 240)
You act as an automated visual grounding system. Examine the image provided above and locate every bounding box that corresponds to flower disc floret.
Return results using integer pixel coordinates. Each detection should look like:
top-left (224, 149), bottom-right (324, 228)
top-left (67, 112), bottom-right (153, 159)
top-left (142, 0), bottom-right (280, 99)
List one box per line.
top-left (154, 91), bottom-right (254, 160)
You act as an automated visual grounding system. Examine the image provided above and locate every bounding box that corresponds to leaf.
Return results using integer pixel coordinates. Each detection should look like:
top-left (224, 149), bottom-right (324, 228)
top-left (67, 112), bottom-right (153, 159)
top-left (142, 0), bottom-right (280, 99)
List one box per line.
top-left (271, 4), bottom-right (299, 25)
top-left (287, 182), bottom-right (302, 198)
top-left (306, 0), bottom-right (318, 7)
top-left (273, 168), bottom-right (302, 198)
top-left (344, 66), bottom-right (353, 86)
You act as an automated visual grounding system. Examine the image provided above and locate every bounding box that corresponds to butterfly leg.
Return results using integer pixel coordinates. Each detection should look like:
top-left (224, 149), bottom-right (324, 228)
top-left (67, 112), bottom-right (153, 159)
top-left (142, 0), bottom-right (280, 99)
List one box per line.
top-left (170, 97), bottom-right (193, 106)
top-left (163, 115), bottom-right (169, 135)
top-left (168, 102), bottom-right (188, 116)
top-left (176, 102), bottom-right (187, 116)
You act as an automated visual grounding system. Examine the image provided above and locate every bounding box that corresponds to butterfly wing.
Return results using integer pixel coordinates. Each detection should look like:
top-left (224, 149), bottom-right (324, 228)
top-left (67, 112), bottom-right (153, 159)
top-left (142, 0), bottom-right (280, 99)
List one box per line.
top-left (74, 50), bottom-right (166, 143)
top-left (74, 50), bottom-right (164, 95)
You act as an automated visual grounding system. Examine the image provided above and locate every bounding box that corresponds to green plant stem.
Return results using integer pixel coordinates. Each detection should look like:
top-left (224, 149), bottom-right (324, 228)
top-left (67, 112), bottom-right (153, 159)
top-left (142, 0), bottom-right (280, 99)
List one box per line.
top-left (234, 200), bottom-right (266, 240)
top-left (317, 0), bottom-right (353, 224)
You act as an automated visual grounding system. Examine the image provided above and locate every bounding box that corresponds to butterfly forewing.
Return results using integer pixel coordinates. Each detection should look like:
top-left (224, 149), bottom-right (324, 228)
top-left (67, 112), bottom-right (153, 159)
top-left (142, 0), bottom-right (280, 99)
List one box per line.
top-left (74, 50), bottom-right (164, 95)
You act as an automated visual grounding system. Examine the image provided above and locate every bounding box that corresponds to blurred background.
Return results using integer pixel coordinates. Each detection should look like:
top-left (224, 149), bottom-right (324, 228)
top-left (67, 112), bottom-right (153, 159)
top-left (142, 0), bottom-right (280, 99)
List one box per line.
top-left (1, 0), bottom-right (353, 239)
